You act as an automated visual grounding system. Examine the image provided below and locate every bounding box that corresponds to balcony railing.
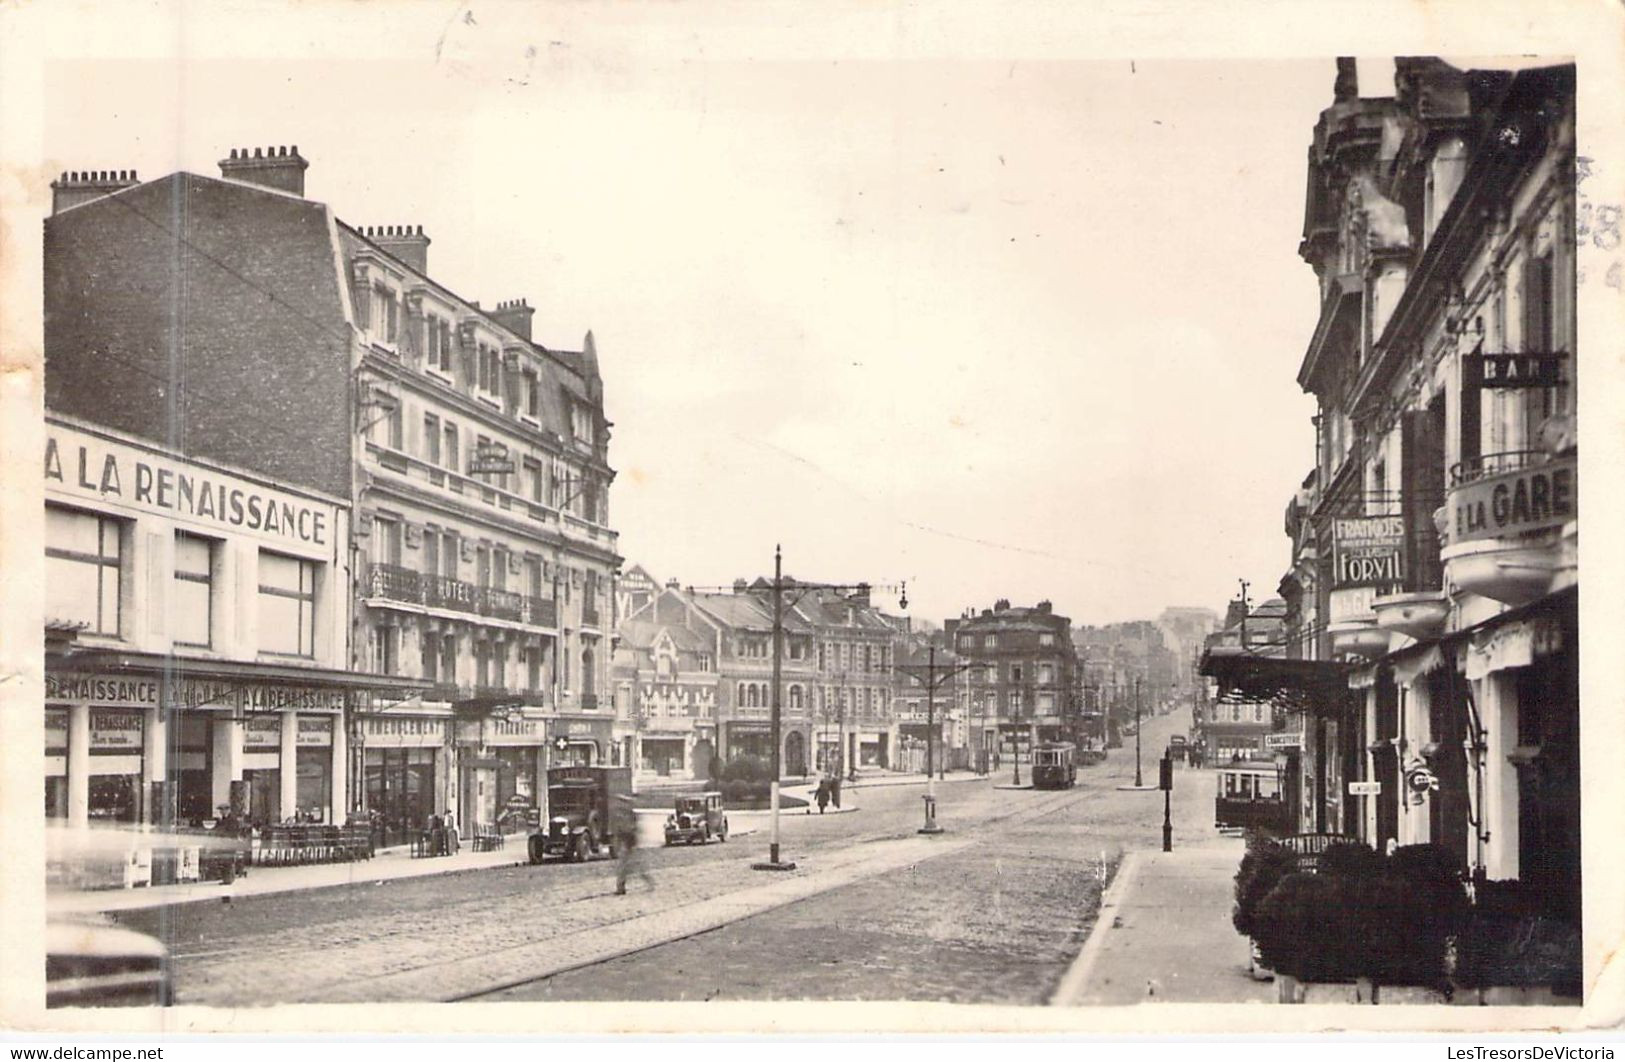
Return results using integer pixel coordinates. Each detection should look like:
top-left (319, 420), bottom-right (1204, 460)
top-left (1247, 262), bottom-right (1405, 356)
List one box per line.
top-left (368, 563), bottom-right (420, 602)
top-left (367, 563), bottom-right (557, 628)
top-left (1449, 449), bottom-right (1549, 487)
top-left (477, 586), bottom-right (525, 622)
top-left (525, 595), bottom-right (558, 628)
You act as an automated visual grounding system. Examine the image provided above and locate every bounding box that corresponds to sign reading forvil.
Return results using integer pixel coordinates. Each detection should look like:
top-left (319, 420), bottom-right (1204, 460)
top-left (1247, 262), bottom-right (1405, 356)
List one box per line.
top-left (1463, 353), bottom-right (1565, 389)
top-left (1449, 455), bottom-right (1576, 546)
top-left (1332, 516), bottom-right (1406, 588)
top-left (45, 423), bottom-right (336, 548)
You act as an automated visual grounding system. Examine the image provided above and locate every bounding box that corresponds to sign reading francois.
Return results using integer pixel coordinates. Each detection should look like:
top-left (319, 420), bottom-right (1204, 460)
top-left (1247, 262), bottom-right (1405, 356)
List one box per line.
top-left (46, 424), bottom-right (335, 548)
top-left (1332, 515), bottom-right (1406, 588)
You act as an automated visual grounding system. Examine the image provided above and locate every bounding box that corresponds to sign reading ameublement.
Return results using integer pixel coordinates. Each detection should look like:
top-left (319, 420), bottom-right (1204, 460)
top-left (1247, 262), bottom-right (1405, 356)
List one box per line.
top-left (1332, 516), bottom-right (1406, 588)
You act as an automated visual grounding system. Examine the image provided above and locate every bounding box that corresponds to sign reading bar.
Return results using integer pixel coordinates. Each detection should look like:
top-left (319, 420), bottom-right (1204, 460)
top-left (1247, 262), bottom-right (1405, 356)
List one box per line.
top-left (1449, 455), bottom-right (1576, 546)
top-left (1332, 515), bottom-right (1406, 588)
top-left (1348, 780), bottom-right (1382, 796)
top-left (1464, 353), bottom-right (1566, 389)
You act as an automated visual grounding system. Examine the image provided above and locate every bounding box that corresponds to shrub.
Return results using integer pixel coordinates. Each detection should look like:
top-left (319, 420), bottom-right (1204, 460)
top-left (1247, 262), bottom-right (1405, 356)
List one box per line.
top-left (1233, 837), bottom-right (1296, 940)
top-left (1253, 872), bottom-right (1361, 982)
top-left (719, 755), bottom-right (773, 784)
top-left (1319, 840), bottom-right (1386, 878)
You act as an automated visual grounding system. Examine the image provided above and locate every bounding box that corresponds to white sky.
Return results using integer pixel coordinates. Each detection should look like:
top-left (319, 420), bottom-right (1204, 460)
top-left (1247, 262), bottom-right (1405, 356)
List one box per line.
top-left (22, 9), bottom-right (1450, 625)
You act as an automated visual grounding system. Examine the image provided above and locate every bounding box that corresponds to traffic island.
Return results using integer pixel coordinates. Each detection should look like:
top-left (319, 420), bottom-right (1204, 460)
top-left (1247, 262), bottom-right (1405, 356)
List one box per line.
top-left (750, 860), bottom-right (798, 872)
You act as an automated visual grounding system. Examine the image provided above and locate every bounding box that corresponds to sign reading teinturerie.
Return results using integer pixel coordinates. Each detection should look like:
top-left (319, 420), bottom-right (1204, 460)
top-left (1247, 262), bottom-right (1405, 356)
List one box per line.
top-left (469, 440), bottom-right (515, 475)
top-left (1332, 515), bottom-right (1406, 587)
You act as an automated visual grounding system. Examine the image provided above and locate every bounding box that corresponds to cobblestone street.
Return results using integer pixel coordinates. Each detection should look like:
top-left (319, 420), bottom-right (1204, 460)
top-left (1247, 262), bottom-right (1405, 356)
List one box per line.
top-left (115, 709), bottom-right (1207, 1007)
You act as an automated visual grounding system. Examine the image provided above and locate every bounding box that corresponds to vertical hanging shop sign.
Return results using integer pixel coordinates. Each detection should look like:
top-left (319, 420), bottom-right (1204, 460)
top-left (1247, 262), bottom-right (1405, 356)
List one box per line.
top-left (1332, 516), bottom-right (1406, 587)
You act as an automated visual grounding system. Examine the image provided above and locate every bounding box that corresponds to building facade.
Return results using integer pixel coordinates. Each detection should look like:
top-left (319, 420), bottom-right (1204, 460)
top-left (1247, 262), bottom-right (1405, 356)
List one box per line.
top-left (42, 416), bottom-right (417, 829)
top-left (613, 584), bottom-right (721, 782)
top-left (44, 146), bottom-right (619, 843)
top-left (947, 600), bottom-right (1078, 766)
top-left (1205, 60), bottom-right (1578, 932)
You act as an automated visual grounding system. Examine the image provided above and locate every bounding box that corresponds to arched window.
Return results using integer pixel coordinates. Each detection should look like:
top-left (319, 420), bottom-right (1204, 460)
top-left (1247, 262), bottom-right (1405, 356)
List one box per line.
top-left (581, 647), bottom-right (596, 695)
top-left (789, 685), bottom-right (803, 709)
top-left (737, 681), bottom-right (747, 705)
top-left (746, 684), bottom-right (759, 708)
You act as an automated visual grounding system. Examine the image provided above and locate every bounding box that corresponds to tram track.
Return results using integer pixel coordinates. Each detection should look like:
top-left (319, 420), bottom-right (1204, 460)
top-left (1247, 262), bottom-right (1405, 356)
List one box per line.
top-left (448, 784), bottom-right (1096, 1003)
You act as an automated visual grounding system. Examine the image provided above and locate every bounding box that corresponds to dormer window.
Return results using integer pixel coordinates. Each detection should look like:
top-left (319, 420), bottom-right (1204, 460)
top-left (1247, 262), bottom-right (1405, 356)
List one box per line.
top-left (372, 284), bottom-right (399, 347)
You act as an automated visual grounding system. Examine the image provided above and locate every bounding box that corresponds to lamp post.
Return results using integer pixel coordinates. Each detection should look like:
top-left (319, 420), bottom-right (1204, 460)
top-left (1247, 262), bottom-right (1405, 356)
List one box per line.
top-left (1135, 676), bottom-right (1144, 788)
top-left (896, 644), bottom-right (969, 834)
top-left (720, 547), bottom-right (902, 871)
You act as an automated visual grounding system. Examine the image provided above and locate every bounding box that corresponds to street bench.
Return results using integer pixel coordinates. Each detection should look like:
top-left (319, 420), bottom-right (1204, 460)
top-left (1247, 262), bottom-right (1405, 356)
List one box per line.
top-left (472, 829), bottom-right (505, 852)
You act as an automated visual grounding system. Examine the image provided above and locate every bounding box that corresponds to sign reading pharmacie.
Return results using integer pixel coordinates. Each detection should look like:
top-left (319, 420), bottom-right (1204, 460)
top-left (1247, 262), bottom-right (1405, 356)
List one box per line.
top-left (45, 672), bottom-right (347, 713)
top-left (1449, 453), bottom-right (1576, 546)
top-left (1331, 515), bottom-right (1406, 588)
top-left (45, 421), bottom-right (338, 549)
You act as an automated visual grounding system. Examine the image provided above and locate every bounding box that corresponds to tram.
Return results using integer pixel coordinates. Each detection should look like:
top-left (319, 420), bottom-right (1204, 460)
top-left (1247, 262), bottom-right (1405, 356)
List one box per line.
top-left (1031, 741), bottom-right (1078, 789)
top-left (1214, 759), bottom-right (1291, 833)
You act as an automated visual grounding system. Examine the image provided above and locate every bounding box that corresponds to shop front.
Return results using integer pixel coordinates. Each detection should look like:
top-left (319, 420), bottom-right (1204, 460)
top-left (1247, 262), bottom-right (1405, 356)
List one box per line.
top-left (41, 663), bottom-right (382, 830)
top-left (550, 713), bottom-right (615, 768)
top-left (456, 711), bottom-right (546, 833)
top-left (722, 720), bottom-right (772, 763)
top-left (359, 712), bottom-right (452, 848)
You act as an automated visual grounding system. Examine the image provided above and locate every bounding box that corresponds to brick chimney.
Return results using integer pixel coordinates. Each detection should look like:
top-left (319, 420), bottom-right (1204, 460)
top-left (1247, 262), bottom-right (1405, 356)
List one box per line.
top-left (362, 224), bottom-right (431, 273)
top-left (51, 170), bottom-right (139, 215)
top-left (218, 145), bottom-right (309, 197)
top-left (849, 583), bottom-right (871, 609)
top-left (490, 299), bottom-right (535, 341)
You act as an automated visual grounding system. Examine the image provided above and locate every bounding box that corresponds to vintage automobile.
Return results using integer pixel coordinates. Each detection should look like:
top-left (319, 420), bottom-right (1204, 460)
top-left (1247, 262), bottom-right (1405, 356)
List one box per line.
top-left (664, 792), bottom-right (728, 846)
top-left (46, 912), bottom-right (172, 1008)
top-left (1167, 733), bottom-right (1190, 763)
top-left (528, 765), bottom-right (632, 864)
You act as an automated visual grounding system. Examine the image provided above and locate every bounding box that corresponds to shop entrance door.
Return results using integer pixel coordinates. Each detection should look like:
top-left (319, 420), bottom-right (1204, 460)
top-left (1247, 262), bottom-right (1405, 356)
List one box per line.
top-left (245, 769), bottom-right (280, 827)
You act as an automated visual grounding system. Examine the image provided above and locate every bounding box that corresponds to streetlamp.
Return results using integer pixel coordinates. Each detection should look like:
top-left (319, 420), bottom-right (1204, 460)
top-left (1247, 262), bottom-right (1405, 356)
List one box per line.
top-left (1135, 676), bottom-right (1144, 788)
top-left (897, 645), bottom-right (970, 834)
top-left (736, 546), bottom-right (904, 871)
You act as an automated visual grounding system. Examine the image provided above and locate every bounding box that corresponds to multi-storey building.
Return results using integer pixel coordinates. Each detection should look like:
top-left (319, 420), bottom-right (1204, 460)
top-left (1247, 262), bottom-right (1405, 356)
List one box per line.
top-left (947, 600), bottom-right (1078, 766)
top-left (687, 583), bottom-right (819, 774)
top-left (40, 415), bottom-right (416, 829)
top-left (44, 146), bottom-right (620, 844)
top-left (1205, 60), bottom-right (1579, 935)
top-left (802, 586), bottom-right (897, 774)
top-left (612, 582), bottom-right (721, 781)
top-left (1197, 598), bottom-right (1289, 766)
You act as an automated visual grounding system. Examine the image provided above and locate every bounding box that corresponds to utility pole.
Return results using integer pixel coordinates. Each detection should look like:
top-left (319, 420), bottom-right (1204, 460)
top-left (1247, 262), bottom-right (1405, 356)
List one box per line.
top-left (1135, 676), bottom-right (1143, 788)
top-left (1238, 578), bottom-right (1251, 650)
top-left (896, 644), bottom-right (972, 834)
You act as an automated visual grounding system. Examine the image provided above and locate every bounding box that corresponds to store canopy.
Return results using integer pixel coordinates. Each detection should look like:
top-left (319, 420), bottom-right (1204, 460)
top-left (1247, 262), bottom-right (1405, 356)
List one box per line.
top-left (59, 648), bottom-right (431, 697)
top-left (1199, 647), bottom-right (1359, 716)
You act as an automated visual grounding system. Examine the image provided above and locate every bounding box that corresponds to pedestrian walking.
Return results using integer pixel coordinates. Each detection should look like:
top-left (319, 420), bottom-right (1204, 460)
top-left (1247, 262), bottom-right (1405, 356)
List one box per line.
top-left (829, 774), bottom-right (842, 809)
top-left (612, 795), bottom-right (654, 895)
top-left (816, 779), bottom-right (829, 814)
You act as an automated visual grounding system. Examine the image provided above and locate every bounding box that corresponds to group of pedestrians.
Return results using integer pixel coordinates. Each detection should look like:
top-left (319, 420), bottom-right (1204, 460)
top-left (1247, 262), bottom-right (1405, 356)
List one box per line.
top-left (814, 774), bottom-right (843, 813)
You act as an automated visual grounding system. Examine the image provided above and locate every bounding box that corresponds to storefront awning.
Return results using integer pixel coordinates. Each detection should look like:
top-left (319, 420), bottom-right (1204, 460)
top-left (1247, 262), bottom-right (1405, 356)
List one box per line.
top-left (58, 649), bottom-right (431, 698)
top-left (1199, 648), bottom-right (1359, 716)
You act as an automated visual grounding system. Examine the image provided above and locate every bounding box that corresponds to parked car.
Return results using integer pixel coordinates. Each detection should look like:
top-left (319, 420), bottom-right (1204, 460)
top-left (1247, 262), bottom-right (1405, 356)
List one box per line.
top-left (46, 912), bottom-right (171, 1008)
top-left (664, 792), bottom-right (728, 845)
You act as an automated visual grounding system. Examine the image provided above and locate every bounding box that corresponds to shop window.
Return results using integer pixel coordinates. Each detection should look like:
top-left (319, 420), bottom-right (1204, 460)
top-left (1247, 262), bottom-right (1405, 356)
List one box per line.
top-left (173, 532), bottom-right (215, 648)
top-left (258, 551), bottom-right (318, 657)
top-left (45, 506), bottom-right (123, 635)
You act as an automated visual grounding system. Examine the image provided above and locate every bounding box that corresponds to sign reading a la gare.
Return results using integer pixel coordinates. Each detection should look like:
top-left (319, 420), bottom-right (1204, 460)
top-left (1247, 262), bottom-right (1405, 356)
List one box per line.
top-left (1449, 455), bottom-right (1576, 546)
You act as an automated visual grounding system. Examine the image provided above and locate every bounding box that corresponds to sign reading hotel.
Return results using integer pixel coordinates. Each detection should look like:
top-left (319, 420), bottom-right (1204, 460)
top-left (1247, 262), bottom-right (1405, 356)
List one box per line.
top-left (1449, 455), bottom-right (1576, 546)
top-left (1332, 516), bottom-right (1406, 588)
top-left (45, 422), bottom-right (335, 548)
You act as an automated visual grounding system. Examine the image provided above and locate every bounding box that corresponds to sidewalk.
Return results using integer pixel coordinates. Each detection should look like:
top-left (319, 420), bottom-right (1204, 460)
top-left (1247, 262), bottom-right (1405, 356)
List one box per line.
top-left (1051, 838), bottom-right (1272, 1005)
top-left (49, 839), bottom-right (531, 915)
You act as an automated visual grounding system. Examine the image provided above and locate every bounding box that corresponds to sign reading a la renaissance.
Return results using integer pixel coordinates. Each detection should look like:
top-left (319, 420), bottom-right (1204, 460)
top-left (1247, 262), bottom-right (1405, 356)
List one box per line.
top-left (1332, 515), bottom-right (1406, 588)
top-left (45, 423), bottom-right (334, 547)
